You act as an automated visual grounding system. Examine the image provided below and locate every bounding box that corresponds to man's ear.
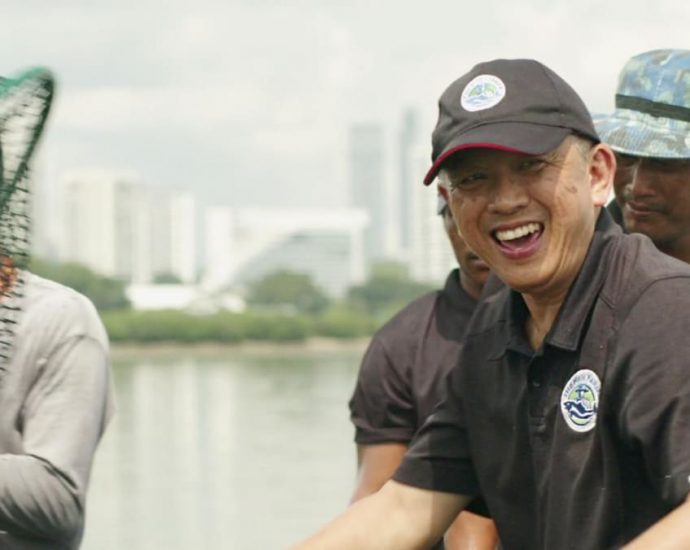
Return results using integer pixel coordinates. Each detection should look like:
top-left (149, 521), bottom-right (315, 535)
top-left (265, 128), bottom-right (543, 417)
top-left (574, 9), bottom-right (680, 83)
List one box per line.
top-left (589, 143), bottom-right (615, 207)
top-left (437, 182), bottom-right (449, 202)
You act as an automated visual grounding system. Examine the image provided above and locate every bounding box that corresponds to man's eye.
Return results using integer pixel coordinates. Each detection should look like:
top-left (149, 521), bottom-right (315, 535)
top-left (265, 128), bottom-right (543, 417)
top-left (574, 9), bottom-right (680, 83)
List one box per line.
top-left (615, 154), bottom-right (639, 169)
top-left (519, 158), bottom-right (546, 171)
top-left (450, 172), bottom-right (487, 189)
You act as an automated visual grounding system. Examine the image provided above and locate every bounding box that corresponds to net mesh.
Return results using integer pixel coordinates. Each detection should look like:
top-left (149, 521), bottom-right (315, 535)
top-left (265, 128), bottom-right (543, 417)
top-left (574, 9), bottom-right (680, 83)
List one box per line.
top-left (0, 68), bottom-right (55, 376)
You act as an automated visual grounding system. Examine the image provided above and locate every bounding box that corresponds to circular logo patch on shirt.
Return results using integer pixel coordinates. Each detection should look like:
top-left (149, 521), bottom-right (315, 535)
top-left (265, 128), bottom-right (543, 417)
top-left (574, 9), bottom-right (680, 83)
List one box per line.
top-left (560, 369), bottom-right (601, 433)
top-left (461, 74), bottom-right (506, 112)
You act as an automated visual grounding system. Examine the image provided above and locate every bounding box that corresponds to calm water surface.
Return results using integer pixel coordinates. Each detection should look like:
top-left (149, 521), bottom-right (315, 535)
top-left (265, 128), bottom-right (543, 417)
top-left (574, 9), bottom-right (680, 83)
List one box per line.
top-left (81, 344), bottom-right (365, 550)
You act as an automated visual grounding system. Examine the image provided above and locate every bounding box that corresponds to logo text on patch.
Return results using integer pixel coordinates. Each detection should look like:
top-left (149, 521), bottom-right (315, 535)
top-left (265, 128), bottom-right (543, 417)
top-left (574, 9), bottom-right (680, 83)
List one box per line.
top-left (561, 369), bottom-right (601, 433)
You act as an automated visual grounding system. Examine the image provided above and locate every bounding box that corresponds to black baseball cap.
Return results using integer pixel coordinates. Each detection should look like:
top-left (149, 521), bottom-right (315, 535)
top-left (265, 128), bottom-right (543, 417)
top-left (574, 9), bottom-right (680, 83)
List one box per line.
top-left (423, 58), bottom-right (600, 185)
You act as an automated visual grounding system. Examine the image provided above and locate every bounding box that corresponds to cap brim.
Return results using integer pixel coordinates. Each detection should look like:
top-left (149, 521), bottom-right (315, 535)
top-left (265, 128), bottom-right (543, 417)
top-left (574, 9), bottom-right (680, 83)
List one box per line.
top-left (595, 109), bottom-right (690, 158)
top-left (423, 122), bottom-right (572, 185)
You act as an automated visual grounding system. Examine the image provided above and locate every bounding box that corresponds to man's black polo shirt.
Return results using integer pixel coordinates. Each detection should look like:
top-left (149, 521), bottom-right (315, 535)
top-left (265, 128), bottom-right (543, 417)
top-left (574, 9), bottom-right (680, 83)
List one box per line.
top-left (349, 268), bottom-right (476, 445)
top-left (395, 212), bottom-right (690, 549)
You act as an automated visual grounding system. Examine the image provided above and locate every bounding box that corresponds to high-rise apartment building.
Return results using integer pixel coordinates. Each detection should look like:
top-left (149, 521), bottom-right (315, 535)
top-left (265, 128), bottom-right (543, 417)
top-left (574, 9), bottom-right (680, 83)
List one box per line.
top-left (147, 189), bottom-right (197, 284)
top-left (169, 192), bottom-right (197, 284)
top-left (407, 146), bottom-right (455, 283)
top-left (397, 108), bottom-right (421, 257)
top-left (60, 172), bottom-right (197, 284)
top-left (348, 124), bottom-right (386, 263)
top-left (202, 206), bottom-right (234, 291)
top-left (61, 170), bottom-right (145, 281)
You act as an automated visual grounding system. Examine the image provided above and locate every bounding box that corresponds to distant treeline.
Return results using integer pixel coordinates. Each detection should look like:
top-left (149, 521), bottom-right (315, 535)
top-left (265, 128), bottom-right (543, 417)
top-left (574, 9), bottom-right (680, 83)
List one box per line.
top-left (102, 308), bottom-right (379, 343)
top-left (29, 258), bottom-right (437, 343)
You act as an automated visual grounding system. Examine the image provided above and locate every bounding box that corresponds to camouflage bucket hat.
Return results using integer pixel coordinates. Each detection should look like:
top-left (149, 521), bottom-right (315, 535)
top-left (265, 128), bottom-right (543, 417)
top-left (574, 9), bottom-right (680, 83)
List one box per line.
top-left (595, 49), bottom-right (690, 158)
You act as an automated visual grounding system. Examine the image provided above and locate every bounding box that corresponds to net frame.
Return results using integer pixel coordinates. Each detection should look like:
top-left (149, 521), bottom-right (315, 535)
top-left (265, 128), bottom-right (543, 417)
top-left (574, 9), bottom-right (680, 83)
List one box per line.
top-left (0, 67), bottom-right (55, 377)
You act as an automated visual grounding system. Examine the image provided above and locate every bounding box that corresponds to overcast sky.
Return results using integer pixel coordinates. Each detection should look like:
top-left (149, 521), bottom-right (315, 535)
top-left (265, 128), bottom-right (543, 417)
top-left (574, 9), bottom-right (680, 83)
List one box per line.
top-left (2, 0), bottom-right (689, 209)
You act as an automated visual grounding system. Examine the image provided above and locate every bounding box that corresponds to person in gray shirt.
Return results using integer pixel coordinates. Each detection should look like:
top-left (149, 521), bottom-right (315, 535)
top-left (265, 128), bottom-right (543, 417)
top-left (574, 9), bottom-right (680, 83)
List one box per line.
top-left (0, 68), bottom-right (114, 549)
top-left (0, 273), bottom-right (114, 549)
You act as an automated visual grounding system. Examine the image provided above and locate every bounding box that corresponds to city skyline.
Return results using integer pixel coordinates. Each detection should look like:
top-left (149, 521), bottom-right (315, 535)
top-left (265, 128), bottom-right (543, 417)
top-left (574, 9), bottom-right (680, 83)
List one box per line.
top-left (45, 110), bottom-right (455, 301)
top-left (32, 102), bottom-right (454, 297)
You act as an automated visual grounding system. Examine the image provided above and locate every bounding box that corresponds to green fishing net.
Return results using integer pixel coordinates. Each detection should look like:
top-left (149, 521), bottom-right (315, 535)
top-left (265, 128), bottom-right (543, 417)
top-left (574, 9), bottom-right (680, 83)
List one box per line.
top-left (0, 67), bottom-right (55, 370)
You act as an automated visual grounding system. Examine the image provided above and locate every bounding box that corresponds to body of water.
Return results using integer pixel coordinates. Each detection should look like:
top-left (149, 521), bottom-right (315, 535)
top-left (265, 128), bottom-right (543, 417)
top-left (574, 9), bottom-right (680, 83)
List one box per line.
top-left (81, 344), bottom-right (365, 549)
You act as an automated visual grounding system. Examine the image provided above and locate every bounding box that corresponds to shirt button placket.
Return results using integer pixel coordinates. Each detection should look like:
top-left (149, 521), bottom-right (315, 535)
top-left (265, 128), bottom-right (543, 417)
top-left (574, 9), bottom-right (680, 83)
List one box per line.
top-left (527, 357), bottom-right (546, 418)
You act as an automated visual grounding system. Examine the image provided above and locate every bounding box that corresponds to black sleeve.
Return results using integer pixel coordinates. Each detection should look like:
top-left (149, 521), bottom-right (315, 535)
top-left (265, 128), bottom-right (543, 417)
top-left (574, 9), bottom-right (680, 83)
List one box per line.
top-left (393, 356), bottom-right (481, 497)
top-left (618, 277), bottom-right (690, 506)
top-left (349, 334), bottom-right (417, 445)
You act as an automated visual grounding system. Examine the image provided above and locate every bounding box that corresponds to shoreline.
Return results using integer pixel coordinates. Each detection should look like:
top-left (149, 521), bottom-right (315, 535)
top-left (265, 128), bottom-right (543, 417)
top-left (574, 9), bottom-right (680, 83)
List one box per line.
top-left (111, 337), bottom-right (370, 357)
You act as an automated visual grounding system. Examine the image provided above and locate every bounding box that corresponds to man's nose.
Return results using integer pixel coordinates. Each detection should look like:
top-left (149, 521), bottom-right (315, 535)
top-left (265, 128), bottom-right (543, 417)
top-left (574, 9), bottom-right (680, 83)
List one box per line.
top-left (628, 163), bottom-right (657, 200)
top-left (488, 173), bottom-right (529, 215)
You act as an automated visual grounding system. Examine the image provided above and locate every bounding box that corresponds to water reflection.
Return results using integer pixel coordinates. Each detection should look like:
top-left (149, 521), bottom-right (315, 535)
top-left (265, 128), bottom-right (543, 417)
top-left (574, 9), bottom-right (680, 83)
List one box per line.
top-left (82, 346), bottom-right (364, 549)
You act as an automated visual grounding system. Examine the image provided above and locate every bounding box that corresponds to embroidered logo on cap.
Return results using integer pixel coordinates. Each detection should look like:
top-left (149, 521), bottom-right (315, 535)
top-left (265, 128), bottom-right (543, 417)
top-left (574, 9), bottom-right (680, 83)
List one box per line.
top-left (560, 369), bottom-right (601, 433)
top-left (461, 74), bottom-right (506, 112)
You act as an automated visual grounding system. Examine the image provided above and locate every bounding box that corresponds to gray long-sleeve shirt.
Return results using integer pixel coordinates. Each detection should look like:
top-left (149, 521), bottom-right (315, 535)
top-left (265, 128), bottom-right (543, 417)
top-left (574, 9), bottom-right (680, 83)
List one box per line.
top-left (0, 272), bottom-right (114, 549)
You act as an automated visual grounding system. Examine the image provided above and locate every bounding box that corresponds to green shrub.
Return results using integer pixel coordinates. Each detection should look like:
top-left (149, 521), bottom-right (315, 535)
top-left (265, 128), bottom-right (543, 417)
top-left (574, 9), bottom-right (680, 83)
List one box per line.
top-left (101, 310), bottom-right (316, 343)
top-left (314, 306), bottom-right (377, 338)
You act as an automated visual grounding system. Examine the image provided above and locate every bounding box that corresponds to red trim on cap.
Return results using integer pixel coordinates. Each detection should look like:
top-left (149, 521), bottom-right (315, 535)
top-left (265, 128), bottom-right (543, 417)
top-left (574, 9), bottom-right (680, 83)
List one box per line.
top-left (423, 143), bottom-right (527, 185)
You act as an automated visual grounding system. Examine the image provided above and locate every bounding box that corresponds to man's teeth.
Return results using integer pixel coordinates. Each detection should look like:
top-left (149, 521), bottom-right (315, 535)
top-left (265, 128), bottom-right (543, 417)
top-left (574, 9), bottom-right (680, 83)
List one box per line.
top-left (495, 223), bottom-right (541, 242)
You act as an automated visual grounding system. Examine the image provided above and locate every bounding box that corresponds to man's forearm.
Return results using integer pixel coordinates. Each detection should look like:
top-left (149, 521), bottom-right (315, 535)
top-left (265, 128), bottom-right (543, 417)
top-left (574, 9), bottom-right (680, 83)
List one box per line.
top-left (623, 495), bottom-right (690, 550)
top-left (351, 443), bottom-right (407, 503)
top-left (0, 454), bottom-right (82, 542)
top-left (294, 480), bottom-right (469, 550)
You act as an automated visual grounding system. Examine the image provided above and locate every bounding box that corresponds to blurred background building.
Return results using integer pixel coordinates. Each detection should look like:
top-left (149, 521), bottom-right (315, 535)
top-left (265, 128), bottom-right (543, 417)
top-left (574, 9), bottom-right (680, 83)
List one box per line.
top-left (203, 207), bottom-right (368, 298)
top-left (37, 105), bottom-right (453, 312)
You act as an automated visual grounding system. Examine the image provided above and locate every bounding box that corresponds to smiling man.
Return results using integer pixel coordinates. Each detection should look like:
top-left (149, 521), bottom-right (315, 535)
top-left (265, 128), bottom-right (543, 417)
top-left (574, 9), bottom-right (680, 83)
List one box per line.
top-left (292, 58), bottom-right (690, 550)
top-left (596, 49), bottom-right (690, 264)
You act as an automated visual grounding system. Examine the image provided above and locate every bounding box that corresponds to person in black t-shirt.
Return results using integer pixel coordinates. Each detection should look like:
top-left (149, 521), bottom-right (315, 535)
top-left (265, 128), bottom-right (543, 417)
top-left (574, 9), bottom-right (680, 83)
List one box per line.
top-left (293, 58), bottom-right (690, 550)
top-left (349, 196), bottom-right (497, 549)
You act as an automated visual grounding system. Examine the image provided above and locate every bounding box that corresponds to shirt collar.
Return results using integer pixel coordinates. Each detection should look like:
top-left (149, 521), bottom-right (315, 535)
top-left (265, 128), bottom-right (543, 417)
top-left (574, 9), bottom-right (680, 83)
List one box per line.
top-left (442, 268), bottom-right (477, 315)
top-left (546, 210), bottom-right (621, 350)
top-left (502, 209), bottom-right (622, 355)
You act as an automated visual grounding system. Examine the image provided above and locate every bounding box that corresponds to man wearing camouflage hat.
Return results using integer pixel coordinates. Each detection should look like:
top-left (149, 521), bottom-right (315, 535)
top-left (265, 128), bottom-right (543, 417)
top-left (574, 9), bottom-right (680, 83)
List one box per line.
top-left (597, 49), bottom-right (690, 264)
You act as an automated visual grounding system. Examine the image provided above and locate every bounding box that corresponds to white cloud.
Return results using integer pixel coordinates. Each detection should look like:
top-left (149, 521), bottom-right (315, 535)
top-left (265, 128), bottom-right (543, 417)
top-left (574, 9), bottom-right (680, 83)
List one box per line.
top-left (56, 83), bottom-right (272, 132)
top-left (2, 0), bottom-right (690, 208)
